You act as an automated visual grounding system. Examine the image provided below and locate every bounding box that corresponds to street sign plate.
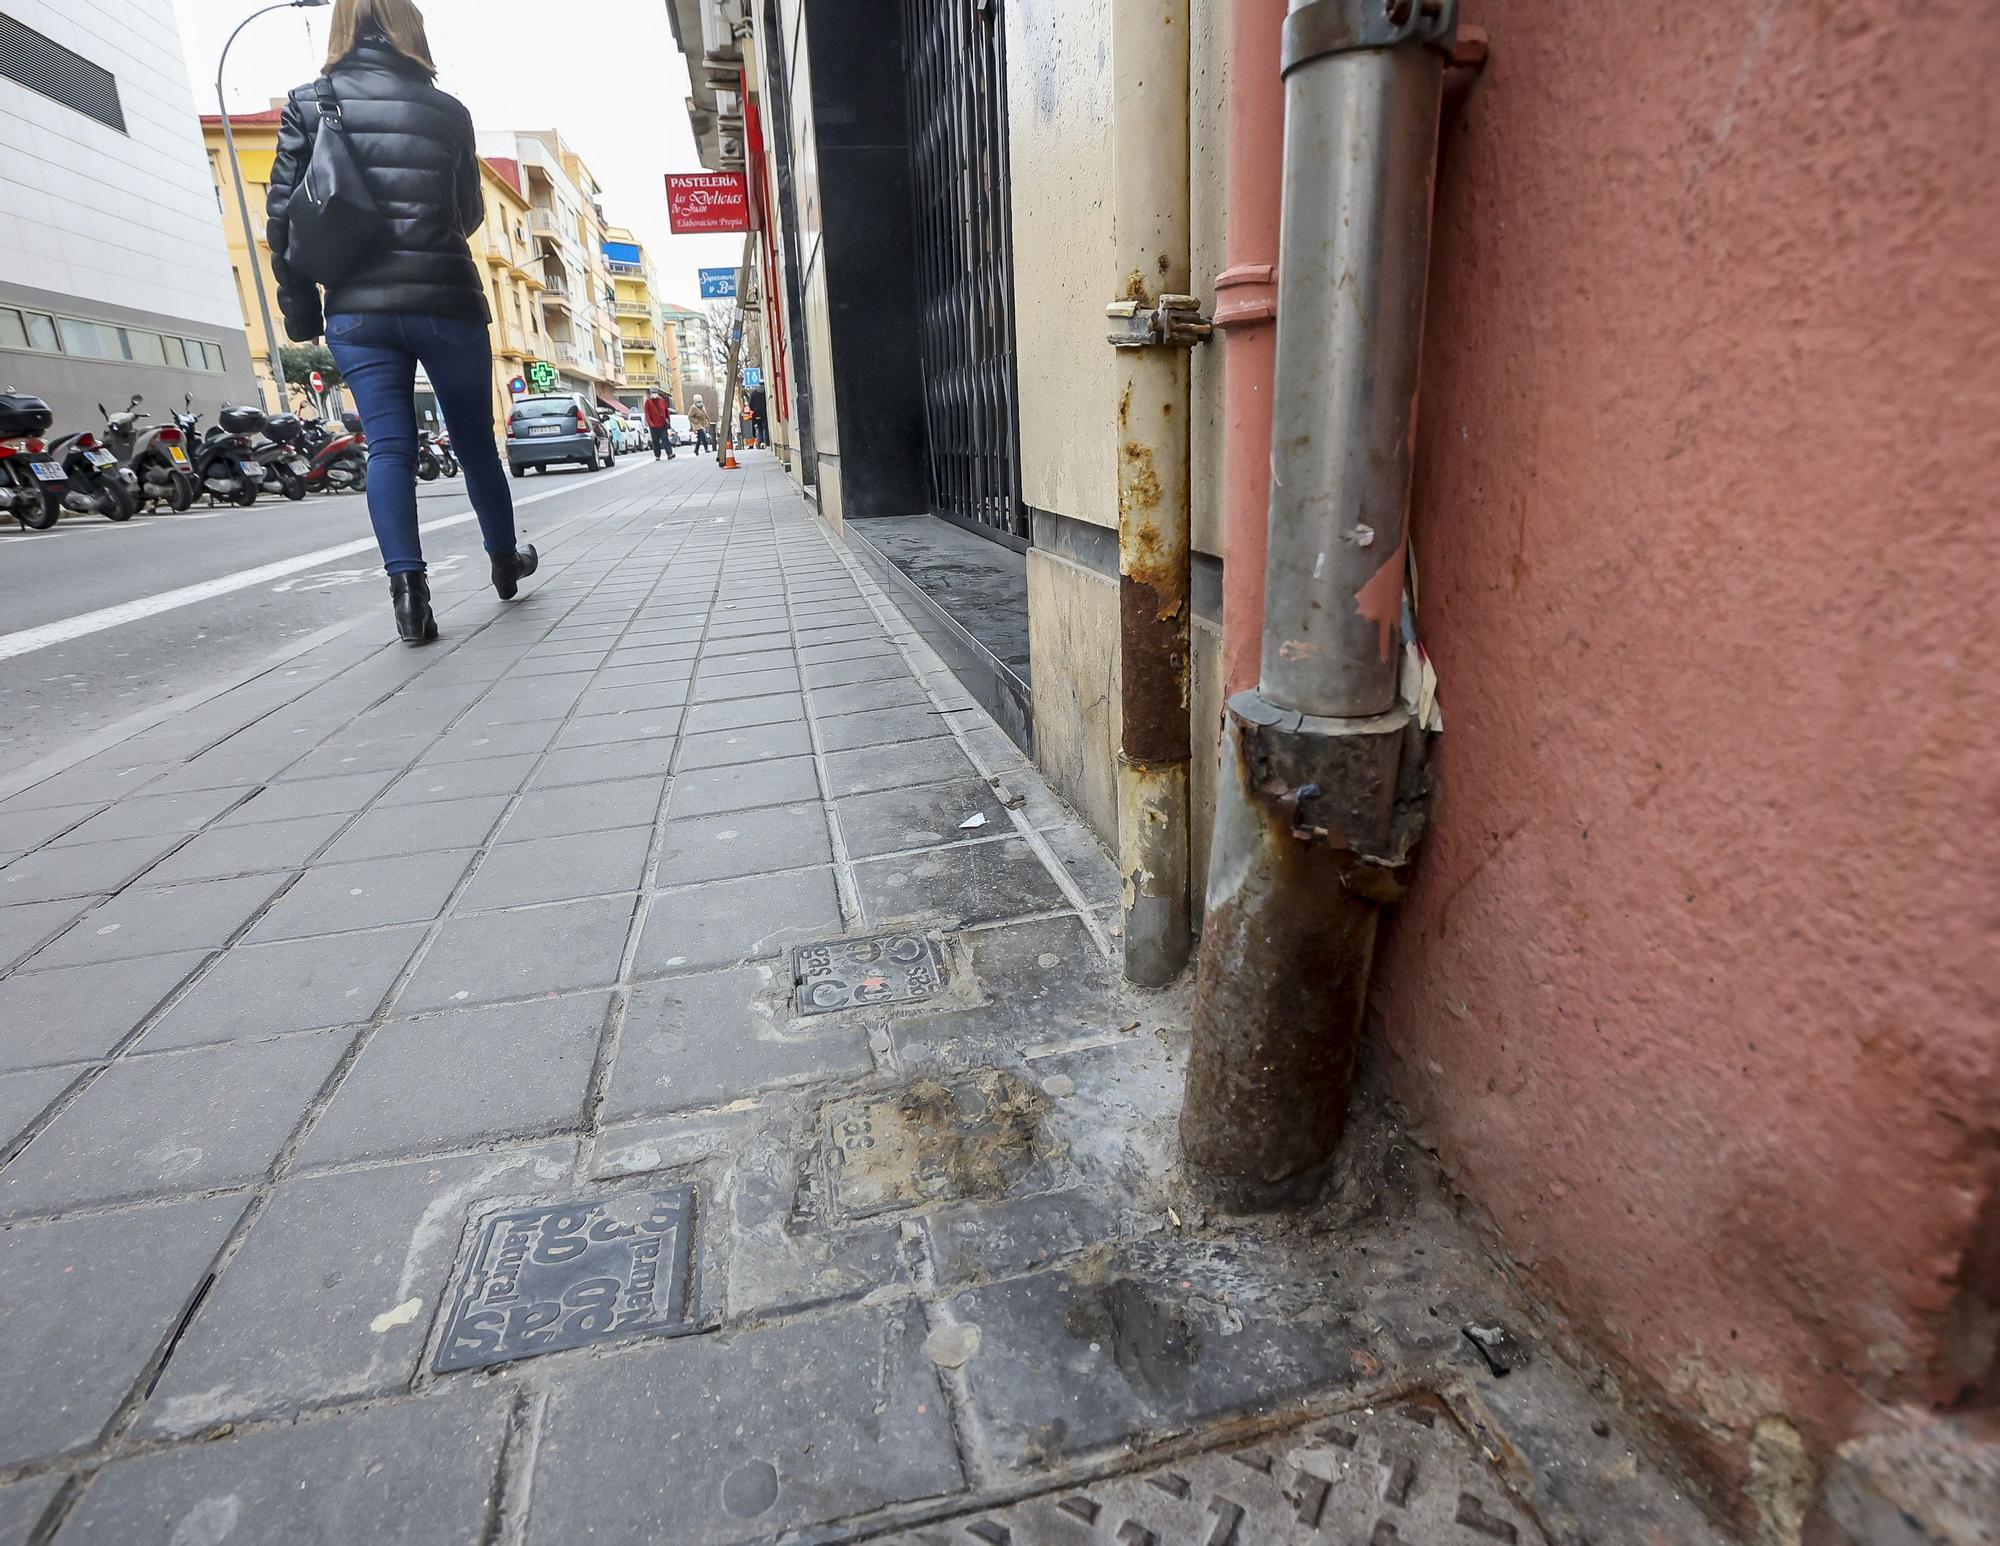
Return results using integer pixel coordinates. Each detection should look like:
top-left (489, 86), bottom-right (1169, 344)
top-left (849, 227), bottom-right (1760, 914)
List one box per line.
top-left (793, 934), bottom-right (945, 1015)
top-left (432, 1186), bottom-right (697, 1373)
top-left (698, 267), bottom-right (737, 299)
top-left (310, 369), bottom-right (324, 392)
top-left (509, 376), bottom-right (527, 395)
top-left (741, 366), bottom-right (763, 388)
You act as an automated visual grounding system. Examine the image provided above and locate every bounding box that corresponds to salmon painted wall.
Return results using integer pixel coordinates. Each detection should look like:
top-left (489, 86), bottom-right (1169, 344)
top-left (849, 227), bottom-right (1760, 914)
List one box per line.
top-left (1368, 0), bottom-right (2000, 1502)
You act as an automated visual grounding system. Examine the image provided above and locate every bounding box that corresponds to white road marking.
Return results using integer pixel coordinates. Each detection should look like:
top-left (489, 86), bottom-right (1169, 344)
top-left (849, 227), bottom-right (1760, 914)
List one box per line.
top-left (0, 460), bottom-right (647, 663)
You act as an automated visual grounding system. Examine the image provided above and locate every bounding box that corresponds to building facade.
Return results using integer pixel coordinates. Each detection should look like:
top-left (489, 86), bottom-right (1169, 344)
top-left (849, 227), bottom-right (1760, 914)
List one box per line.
top-left (0, 1), bottom-right (258, 420)
top-left (671, 0), bottom-right (2000, 1534)
top-left (605, 226), bottom-right (665, 406)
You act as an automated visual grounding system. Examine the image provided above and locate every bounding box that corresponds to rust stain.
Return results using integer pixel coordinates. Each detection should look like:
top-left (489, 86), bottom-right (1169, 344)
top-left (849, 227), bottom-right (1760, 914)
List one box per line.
top-left (1120, 573), bottom-right (1191, 763)
top-left (1354, 530), bottom-right (1408, 663)
top-left (1119, 441), bottom-right (1164, 513)
top-left (1122, 270), bottom-right (1150, 303)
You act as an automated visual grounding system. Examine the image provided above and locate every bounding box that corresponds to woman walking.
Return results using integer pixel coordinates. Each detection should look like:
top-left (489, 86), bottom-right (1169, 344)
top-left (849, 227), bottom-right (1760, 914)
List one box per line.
top-left (266, 0), bottom-right (537, 644)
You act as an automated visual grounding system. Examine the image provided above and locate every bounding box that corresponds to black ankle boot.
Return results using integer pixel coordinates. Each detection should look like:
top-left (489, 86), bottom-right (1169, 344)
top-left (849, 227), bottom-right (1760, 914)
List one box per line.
top-left (388, 573), bottom-right (437, 645)
top-left (490, 544), bottom-right (539, 601)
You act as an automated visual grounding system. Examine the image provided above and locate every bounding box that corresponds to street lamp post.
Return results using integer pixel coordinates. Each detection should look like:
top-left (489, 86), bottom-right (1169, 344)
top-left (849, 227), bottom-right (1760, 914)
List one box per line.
top-left (218, 0), bottom-right (328, 413)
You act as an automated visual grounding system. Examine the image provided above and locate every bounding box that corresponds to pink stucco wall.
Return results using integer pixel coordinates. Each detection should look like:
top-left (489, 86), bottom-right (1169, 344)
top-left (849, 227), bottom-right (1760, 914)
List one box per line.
top-left (1371, 0), bottom-right (2000, 1498)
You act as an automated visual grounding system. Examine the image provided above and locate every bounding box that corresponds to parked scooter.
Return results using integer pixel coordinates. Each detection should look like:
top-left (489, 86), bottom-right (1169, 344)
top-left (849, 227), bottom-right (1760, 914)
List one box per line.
top-left (299, 413), bottom-right (368, 494)
top-left (434, 429), bottom-right (460, 478)
top-left (252, 413), bottom-right (311, 501)
top-left (46, 419), bottom-right (139, 521)
top-left (0, 390), bottom-right (67, 530)
top-left (175, 395), bottom-right (266, 507)
top-left (99, 395), bottom-right (197, 512)
top-left (416, 427), bottom-right (445, 482)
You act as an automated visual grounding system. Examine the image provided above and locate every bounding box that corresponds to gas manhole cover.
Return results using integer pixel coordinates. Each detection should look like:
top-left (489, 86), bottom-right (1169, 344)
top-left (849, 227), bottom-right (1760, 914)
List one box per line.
top-left (433, 1185), bottom-right (696, 1372)
top-left (822, 1070), bottom-right (1060, 1221)
top-left (794, 934), bottom-right (946, 1014)
top-left (877, 1400), bottom-right (1544, 1544)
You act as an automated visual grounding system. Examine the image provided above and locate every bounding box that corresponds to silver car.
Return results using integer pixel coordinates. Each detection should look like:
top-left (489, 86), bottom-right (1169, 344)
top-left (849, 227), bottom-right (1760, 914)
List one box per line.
top-left (507, 394), bottom-right (614, 475)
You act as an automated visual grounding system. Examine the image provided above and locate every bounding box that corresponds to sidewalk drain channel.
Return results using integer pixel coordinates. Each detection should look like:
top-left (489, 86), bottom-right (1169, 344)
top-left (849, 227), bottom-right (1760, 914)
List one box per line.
top-left (876, 1400), bottom-right (1545, 1544)
top-left (794, 934), bottom-right (948, 1014)
top-left (432, 1185), bottom-right (697, 1372)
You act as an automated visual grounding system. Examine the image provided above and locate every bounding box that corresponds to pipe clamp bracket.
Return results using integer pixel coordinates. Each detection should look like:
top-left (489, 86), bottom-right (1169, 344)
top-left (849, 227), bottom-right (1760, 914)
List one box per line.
top-left (1107, 295), bottom-right (1214, 350)
top-left (1281, 0), bottom-right (1460, 76)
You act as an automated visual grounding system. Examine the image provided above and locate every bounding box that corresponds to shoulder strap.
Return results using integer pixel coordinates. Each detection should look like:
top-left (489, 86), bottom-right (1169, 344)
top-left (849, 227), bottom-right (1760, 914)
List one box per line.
top-left (311, 76), bottom-right (344, 129)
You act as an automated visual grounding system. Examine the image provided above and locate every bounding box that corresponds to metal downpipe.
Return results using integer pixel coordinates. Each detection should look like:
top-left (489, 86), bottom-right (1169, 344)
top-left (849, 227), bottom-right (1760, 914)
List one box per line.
top-left (1180, 0), bottom-right (1457, 1190)
top-left (1110, 0), bottom-right (1199, 988)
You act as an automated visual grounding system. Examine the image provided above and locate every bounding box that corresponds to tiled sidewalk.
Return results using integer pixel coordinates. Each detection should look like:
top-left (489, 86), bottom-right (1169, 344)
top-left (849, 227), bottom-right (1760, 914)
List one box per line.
top-left (0, 458), bottom-right (1723, 1545)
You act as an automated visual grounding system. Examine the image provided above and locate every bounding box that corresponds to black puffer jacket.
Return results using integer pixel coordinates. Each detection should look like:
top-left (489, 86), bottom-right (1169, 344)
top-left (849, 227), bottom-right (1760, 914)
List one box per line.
top-left (266, 37), bottom-right (488, 340)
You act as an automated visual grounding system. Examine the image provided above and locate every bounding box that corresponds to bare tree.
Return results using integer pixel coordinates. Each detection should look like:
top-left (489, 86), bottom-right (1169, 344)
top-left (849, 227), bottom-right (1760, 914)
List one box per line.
top-left (703, 298), bottom-right (738, 381)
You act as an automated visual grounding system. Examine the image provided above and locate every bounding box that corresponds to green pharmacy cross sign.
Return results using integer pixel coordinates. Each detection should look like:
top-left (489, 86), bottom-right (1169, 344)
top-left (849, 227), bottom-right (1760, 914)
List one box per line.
top-left (525, 359), bottom-right (560, 394)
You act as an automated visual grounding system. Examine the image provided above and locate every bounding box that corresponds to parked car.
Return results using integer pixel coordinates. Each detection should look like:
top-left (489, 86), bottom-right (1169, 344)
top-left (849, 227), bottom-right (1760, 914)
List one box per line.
top-left (669, 412), bottom-right (692, 446)
top-left (507, 393), bottom-right (615, 476)
top-left (602, 410), bottom-right (643, 454)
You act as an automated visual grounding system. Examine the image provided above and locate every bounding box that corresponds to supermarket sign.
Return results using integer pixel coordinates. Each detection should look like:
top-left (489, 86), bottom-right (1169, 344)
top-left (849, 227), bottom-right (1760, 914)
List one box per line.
top-left (666, 173), bottom-right (748, 234)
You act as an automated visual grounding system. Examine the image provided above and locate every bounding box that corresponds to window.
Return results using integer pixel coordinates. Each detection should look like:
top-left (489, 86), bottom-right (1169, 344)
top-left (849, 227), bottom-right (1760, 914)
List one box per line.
top-left (57, 317), bottom-right (121, 359)
top-left (121, 328), bottom-right (166, 367)
top-left (0, 307), bottom-right (224, 370)
top-left (0, 15), bottom-right (126, 133)
top-left (0, 308), bottom-right (25, 350)
top-left (161, 335), bottom-right (187, 368)
top-left (202, 341), bottom-right (226, 372)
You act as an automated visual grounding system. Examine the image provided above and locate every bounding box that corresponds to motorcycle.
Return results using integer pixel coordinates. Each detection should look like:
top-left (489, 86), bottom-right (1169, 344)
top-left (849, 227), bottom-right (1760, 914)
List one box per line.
top-left (416, 428), bottom-right (443, 482)
top-left (99, 395), bottom-right (197, 512)
top-left (46, 419), bottom-right (139, 522)
top-left (175, 396), bottom-right (266, 507)
top-left (251, 413), bottom-right (311, 501)
top-left (434, 429), bottom-right (460, 478)
top-left (299, 413), bottom-right (368, 494)
top-left (0, 390), bottom-right (67, 530)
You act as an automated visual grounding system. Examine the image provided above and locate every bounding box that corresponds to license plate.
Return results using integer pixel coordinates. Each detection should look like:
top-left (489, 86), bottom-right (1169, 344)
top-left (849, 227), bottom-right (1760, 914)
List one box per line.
top-left (86, 448), bottom-right (117, 468)
top-left (30, 461), bottom-right (63, 481)
top-left (168, 447), bottom-right (189, 465)
top-left (528, 423), bottom-right (563, 436)
top-left (241, 460), bottom-right (262, 476)
top-left (289, 458), bottom-right (310, 475)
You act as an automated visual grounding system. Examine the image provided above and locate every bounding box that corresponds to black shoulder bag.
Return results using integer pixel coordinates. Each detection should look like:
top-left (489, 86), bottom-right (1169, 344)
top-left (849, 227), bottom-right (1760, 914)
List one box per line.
top-left (284, 78), bottom-right (388, 285)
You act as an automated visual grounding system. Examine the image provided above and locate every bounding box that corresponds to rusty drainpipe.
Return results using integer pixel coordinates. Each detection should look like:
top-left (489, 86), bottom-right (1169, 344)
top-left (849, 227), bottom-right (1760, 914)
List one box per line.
top-left (1179, 0), bottom-right (1462, 1194)
top-left (1107, 0), bottom-right (1209, 988)
top-left (1216, 0), bottom-right (1291, 700)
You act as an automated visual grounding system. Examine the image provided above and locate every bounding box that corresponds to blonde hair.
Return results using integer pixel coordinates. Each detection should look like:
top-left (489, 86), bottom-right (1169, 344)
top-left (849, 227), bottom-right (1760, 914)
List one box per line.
top-left (324, 0), bottom-right (438, 76)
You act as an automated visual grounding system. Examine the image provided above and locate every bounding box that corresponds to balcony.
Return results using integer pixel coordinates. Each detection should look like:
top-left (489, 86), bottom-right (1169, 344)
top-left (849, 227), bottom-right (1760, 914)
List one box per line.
top-left (541, 284), bottom-right (573, 314)
top-left (529, 209), bottom-right (563, 239)
top-left (615, 300), bottom-right (650, 318)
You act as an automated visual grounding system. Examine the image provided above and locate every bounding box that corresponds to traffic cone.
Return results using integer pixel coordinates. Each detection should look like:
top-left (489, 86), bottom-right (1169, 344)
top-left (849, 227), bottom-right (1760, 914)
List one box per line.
top-left (721, 441), bottom-right (740, 470)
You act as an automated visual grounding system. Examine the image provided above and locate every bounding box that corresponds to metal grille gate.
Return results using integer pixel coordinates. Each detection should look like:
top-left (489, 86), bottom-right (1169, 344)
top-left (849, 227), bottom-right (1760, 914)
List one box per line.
top-left (901, 0), bottom-right (1026, 542)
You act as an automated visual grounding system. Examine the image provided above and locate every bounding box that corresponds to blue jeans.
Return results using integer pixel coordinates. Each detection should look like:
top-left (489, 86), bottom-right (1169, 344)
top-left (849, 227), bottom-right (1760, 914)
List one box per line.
top-left (326, 312), bottom-right (517, 576)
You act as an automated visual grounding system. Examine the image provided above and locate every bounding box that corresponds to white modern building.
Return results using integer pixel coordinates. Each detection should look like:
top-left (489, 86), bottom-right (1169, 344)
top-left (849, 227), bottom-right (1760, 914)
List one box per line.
top-left (0, 1), bottom-right (258, 420)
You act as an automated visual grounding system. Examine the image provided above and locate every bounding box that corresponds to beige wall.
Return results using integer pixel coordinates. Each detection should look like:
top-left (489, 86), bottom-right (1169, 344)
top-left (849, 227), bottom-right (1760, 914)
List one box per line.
top-left (776, 0), bottom-right (842, 522)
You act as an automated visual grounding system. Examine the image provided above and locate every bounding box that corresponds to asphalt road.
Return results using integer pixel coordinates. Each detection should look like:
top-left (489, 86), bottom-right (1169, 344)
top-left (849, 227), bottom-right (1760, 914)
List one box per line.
top-left (0, 457), bottom-right (667, 770)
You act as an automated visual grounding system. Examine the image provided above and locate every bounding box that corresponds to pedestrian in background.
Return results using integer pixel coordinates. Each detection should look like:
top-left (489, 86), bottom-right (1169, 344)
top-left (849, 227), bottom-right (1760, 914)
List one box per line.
top-left (643, 388), bottom-right (675, 461)
top-left (688, 395), bottom-right (711, 454)
top-left (267, 0), bottom-right (539, 645)
top-left (748, 384), bottom-right (769, 448)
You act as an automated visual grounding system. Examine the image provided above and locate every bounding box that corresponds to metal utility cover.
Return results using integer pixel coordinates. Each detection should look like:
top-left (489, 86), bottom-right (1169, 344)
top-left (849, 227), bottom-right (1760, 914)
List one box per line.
top-left (794, 934), bottom-right (946, 1015)
top-left (873, 1401), bottom-right (1544, 1543)
top-left (433, 1186), bottom-right (695, 1373)
top-left (823, 1070), bottom-right (1057, 1221)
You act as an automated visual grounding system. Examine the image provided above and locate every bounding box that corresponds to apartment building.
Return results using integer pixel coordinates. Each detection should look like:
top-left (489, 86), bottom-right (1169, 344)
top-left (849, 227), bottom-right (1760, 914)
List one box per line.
top-left (604, 226), bottom-right (666, 407)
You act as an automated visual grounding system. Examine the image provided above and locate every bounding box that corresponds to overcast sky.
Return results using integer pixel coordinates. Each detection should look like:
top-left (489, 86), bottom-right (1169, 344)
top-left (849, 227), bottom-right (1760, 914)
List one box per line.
top-left (171, 0), bottom-right (743, 307)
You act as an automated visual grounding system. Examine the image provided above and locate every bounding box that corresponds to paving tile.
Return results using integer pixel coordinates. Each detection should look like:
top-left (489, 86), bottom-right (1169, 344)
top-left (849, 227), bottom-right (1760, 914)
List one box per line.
top-left (1043, 821), bottom-right (1121, 911)
top-left (817, 703), bottom-right (947, 753)
top-left (0, 1477), bottom-right (59, 1546)
top-left (811, 676), bottom-right (930, 718)
top-left (0, 897), bottom-right (94, 970)
top-left (823, 737), bottom-right (975, 798)
top-left (679, 720), bottom-right (814, 771)
top-left (374, 753), bottom-right (542, 807)
top-left (681, 693), bottom-right (806, 734)
top-left (68, 1391), bottom-right (511, 1543)
top-left (246, 849), bottom-right (474, 942)
top-left (135, 811), bottom-right (346, 886)
top-left (0, 833), bottom-right (186, 906)
top-left (0, 1066), bottom-right (77, 1154)
top-left (549, 711), bottom-right (680, 749)
top-left (218, 769), bottom-right (399, 827)
top-left (0, 801), bottom-right (104, 857)
top-left (320, 796), bottom-right (510, 864)
top-left (396, 894), bottom-right (635, 1012)
top-left (531, 736), bottom-right (675, 789)
top-left (500, 775), bottom-right (666, 843)
top-left (634, 868), bottom-right (845, 976)
top-left (855, 837), bottom-right (1066, 929)
top-left (46, 787), bottom-right (247, 851)
top-left (668, 755), bottom-right (821, 818)
top-left (603, 965), bottom-right (870, 1122)
top-left (575, 679), bottom-right (691, 718)
top-left (529, 1305), bottom-right (961, 1545)
top-left (297, 997), bottom-right (608, 1166)
top-left (592, 661), bottom-right (696, 694)
top-left (420, 719), bottom-right (560, 763)
top-left (140, 926), bottom-right (427, 1052)
top-left (459, 826), bottom-right (651, 911)
top-left (142, 1147), bottom-right (573, 1435)
top-left (654, 804), bottom-right (831, 888)
top-left (605, 641), bottom-right (700, 669)
top-left (886, 915), bottom-right (1123, 1060)
top-left (1, 761), bottom-right (171, 811)
top-left (835, 778), bottom-right (1011, 859)
top-left (273, 738), bottom-right (426, 781)
top-left (470, 677), bottom-right (593, 726)
top-left (26, 873), bottom-right (286, 970)
top-left (698, 646), bottom-right (794, 676)
top-left (799, 638), bottom-right (899, 666)
top-left (0, 1197), bottom-right (243, 1466)
top-left (0, 1031), bottom-right (349, 1219)
top-left (806, 654), bottom-right (907, 691)
top-left (943, 1238), bottom-right (1371, 1470)
top-left (0, 952), bottom-right (210, 1072)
